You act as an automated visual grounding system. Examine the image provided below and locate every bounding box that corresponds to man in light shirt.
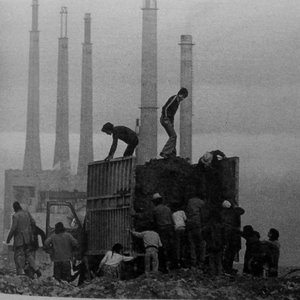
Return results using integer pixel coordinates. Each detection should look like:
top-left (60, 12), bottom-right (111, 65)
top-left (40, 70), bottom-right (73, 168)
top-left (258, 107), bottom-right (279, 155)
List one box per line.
top-left (130, 228), bottom-right (162, 275)
top-left (172, 204), bottom-right (187, 268)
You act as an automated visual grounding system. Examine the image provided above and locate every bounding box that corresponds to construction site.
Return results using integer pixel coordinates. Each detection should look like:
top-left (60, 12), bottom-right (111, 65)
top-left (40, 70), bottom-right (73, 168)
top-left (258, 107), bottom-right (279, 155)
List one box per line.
top-left (0, 0), bottom-right (299, 299)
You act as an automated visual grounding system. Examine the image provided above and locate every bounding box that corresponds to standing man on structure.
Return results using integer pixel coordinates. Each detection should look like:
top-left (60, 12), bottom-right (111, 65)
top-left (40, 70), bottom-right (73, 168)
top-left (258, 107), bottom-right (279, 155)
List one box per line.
top-left (101, 122), bottom-right (139, 161)
top-left (6, 201), bottom-right (41, 277)
top-left (160, 88), bottom-right (188, 158)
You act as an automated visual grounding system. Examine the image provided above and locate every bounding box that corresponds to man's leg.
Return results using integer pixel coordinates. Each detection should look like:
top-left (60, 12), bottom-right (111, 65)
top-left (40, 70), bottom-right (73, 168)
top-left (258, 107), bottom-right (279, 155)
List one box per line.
top-left (187, 227), bottom-right (196, 266)
top-left (14, 246), bottom-right (25, 275)
top-left (160, 117), bottom-right (177, 157)
top-left (123, 140), bottom-right (138, 157)
top-left (61, 261), bottom-right (72, 282)
top-left (152, 250), bottom-right (159, 273)
top-left (175, 229), bottom-right (181, 262)
top-left (144, 250), bottom-right (151, 274)
top-left (53, 262), bottom-right (62, 281)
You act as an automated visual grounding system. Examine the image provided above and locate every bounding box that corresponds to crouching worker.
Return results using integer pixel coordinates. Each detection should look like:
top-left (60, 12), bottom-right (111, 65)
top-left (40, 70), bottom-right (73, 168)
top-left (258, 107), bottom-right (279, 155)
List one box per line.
top-left (97, 243), bottom-right (134, 279)
top-left (44, 222), bottom-right (79, 282)
top-left (130, 228), bottom-right (162, 275)
top-left (101, 122), bottom-right (139, 161)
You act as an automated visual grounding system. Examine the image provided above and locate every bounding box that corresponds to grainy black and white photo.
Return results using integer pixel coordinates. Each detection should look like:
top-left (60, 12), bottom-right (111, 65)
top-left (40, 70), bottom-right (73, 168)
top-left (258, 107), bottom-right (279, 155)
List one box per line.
top-left (0, 0), bottom-right (300, 299)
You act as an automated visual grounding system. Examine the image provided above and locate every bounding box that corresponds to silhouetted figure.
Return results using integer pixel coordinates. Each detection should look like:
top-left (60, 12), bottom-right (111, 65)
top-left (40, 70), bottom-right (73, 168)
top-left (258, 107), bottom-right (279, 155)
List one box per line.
top-left (6, 201), bottom-right (41, 277)
top-left (101, 122), bottom-right (138, 161)
top-left (202, 211), bottom-right (225, 276)
top-left (152, 193), bottom-right (175, 272)
top-left (44, 222), bottom-right (79, 282)
top-left (221, 200), bottom-right (245, 274)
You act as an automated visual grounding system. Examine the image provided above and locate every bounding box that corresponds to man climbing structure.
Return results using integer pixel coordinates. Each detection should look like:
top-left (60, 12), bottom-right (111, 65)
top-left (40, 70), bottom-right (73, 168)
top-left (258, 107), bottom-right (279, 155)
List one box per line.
top-left (101, 122), bottom-right (139, 161)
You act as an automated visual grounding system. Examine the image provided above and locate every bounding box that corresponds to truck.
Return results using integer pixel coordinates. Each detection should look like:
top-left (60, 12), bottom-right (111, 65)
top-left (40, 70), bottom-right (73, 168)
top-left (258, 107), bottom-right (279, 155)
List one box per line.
top-left (45, 155), bottom-right (239, 265)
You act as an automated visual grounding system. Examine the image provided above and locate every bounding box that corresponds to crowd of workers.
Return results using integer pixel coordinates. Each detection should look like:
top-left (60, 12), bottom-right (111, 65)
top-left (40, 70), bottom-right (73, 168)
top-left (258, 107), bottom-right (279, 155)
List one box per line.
top-left (3, 87), bottom-right (280, 284)
top-left (4, 191), bottom-right (280, 284)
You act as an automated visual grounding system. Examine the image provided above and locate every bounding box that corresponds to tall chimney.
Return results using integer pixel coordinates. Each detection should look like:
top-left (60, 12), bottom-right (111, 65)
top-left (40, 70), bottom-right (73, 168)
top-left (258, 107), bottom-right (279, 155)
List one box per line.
top-left (77, 13), bottom-right (93, 176)
top-left (23, 0), bottom-right (42, 172)
top-left (137, 0), bottom-right (158, 165)
top-left (53, 7), bottom-right (70, 171)
top-left (179, 35), bottom-right (194, 161)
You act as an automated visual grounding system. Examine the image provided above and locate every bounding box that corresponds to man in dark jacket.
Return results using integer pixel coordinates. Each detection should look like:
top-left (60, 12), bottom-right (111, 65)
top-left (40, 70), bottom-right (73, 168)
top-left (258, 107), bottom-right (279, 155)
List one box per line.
top-left (221, 200), bottom-right (245, 274)
top-left (160, 88), bottom-right (188, 158)
top-left (152, 193), bottom-right (175, 271)
top-left (101, 122), bottom-right (138, 161)
top-left (185, 194), bottom-right (206, 268)
top-left (44, 222), bottom-right (79, 282)
top-left (6, 202), bottom-right (41, 277)
top-left (197, 150), bottom-right (226, 206)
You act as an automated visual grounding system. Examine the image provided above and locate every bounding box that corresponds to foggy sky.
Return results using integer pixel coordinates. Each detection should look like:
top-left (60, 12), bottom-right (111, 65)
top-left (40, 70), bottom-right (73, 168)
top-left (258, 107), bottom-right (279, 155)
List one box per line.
top-left (1, 0), bottom-right (299, 135)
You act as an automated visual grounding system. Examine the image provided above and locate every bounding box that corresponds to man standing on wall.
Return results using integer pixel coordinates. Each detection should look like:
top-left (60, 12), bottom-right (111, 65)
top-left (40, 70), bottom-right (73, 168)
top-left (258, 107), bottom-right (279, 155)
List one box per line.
top-left (6, 201), bottom-right (41, 277)
top-left (160, 87), bottom-right (188, 159)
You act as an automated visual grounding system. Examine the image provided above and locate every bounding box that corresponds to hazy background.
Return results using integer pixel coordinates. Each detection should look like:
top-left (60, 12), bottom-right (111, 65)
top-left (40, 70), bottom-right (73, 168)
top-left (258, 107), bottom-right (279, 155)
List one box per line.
top-left (0, 0), bottom-right (299, 266)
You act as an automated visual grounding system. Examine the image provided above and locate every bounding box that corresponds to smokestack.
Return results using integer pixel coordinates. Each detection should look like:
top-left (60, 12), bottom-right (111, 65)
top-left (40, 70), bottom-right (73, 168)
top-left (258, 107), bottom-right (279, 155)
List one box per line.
top-left (179, 35), bottom-right (194, 161)
top-left (23, 0), bottom-right (42, 172)
top-left (77, 13), bottom-right (93, 176)
top-left (53, 7), bottom-right (70, 171)
top-left (137, 0), bottom-right (158, 165)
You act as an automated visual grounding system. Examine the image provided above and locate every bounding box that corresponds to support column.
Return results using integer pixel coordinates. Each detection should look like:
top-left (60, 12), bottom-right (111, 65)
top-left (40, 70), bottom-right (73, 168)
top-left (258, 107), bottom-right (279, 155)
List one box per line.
top-left (53, 7), bottom-right (70, 172)
top-left (23, 0), bottom-right (42, 172)
top-left (179, 35), bottom-right (194, 161)
top-left (77, 13), bottom-right (93, 176)
top-left (137, 0), bottom-right (158, 165)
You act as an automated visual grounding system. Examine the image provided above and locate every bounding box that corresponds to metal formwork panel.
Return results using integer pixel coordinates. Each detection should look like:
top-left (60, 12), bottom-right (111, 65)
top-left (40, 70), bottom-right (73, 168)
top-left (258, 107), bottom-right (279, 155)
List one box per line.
top-left (86, 157), bottom-right (136, 255)
top-left (87, 157), bottom-right (135, 198)
top-left (86, 195), bottom-right (132, 255)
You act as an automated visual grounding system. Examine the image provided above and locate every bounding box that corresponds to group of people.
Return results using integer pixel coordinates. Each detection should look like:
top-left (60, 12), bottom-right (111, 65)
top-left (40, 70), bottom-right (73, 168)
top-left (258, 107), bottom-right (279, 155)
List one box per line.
top-left (101, 87), bottom-right (189, 160)
top-left (99, 193), bottom-right (280, 280)
top-left (5, 197), bottom-right (280, 283)
top-left (4, 201), bottom-right (83, 282)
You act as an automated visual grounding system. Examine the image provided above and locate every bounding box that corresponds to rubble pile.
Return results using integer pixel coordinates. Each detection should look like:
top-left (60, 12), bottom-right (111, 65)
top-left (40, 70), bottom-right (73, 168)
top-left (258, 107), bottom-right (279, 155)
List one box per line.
top-left (135, 157), bottom-right (193, 205)
top-left (0, 266), bottom-right (300, 299)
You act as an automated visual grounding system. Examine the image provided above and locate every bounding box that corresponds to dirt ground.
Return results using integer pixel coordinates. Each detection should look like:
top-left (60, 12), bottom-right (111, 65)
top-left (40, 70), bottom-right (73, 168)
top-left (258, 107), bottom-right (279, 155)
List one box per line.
top-left (0, 252), bottom-right (299, 299)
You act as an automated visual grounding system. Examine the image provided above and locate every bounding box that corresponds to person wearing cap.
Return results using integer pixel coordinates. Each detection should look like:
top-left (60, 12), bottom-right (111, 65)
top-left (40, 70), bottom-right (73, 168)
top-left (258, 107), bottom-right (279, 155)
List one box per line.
top-left (130, 228), bottom-right (162, 275)
top-left (159, 88), bottom-right (188, 159)
top-left (101, 122), bottom-right (139, 161)
top-left (151, 193), bottom-right (175, 271)
top-left (44, 222), bottom-right (79, 282)
top-left (221, 200), bottom-right (245, 274)
top-left (197, 150), bottom-right (226, 206)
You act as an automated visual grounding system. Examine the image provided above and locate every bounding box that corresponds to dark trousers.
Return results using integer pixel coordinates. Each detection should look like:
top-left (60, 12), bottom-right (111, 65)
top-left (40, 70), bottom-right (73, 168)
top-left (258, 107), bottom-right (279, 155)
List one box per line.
top-left (160, 116), bottom-right (177, 157)
top-left (187, 224), bottom-right (206, 266)
top-left (14, 244), bottom-right (37, 275)
top-left (123, 139), bottom-right (138, 157)
top-left (54, 261), bottom-right (72, 282)
top-left (157, 225), bottom-right (175, 270)
top-left (223, 245), bottom-right (238, 273)
top-left (209, 251), bottom-right (223, 276)
top-left (175, 228), bottom-right (186, 262)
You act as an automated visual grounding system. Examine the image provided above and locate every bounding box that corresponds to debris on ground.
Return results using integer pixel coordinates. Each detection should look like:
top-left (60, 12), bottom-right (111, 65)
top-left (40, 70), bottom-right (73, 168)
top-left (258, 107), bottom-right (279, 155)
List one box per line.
top-left (0, 264), bottom-right (300, 299)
